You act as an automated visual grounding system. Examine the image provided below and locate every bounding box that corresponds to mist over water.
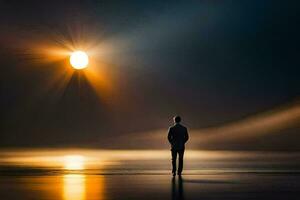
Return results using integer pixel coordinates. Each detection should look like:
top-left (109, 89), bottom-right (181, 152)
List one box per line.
top-left (1, 149), bottom-right (300, 174)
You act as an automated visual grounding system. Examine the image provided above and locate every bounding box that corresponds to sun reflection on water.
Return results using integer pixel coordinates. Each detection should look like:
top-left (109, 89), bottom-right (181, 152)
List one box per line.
top-left (0, 149), bottom-right (299, 200)
top-left (63, 174), bottom-right (86, 200)
top-left (62, 174), bottom-right (105, 200)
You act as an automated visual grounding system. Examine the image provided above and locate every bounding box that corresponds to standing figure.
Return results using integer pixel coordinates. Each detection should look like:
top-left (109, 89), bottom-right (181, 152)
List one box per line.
top-left (168, 116), bottom-right (189, 176)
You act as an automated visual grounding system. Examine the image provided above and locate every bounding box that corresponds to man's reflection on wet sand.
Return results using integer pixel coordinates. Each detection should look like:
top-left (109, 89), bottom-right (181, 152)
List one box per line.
top-left (172, 176), bottom-right (184, 200)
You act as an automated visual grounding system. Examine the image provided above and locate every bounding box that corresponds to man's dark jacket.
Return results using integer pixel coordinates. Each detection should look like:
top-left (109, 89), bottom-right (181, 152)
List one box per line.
top-left (168, 123), bottom-right (189, 150)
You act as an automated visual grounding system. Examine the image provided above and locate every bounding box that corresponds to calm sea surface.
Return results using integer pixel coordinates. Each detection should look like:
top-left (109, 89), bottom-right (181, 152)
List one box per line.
top-left (0, 149), bottom-right (299, 200)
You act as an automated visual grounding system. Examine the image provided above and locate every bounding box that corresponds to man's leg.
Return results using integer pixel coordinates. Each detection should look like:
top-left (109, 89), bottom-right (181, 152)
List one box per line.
top-left (178, 150), bottom-right (184, 175)
top-left (171, 150), bottom-right (177, 175)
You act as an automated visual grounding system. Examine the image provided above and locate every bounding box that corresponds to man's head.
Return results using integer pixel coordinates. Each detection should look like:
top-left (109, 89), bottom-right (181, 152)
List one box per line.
top-left (173, 116), bottom-right (181, 124)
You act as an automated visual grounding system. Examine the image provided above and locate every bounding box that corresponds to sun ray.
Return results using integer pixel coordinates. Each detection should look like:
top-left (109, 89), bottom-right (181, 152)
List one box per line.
top-left (11, 23), bottom-right (121, 108)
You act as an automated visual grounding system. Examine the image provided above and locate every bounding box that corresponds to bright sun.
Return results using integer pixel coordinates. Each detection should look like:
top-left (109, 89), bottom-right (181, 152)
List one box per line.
top-left (64, 155), bottom-right (85, 170)
top-left (70, 51), bottom-right (89, 69)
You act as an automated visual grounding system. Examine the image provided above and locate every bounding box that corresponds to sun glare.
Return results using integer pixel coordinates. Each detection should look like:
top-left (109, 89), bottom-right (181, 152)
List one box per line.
top-left (64, 155), bottom-right (85, 170)
top-left (70, 51), bottom-right (89, 69)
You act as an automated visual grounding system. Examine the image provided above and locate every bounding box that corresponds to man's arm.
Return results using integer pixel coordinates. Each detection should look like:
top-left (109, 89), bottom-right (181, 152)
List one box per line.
top-left (168, 128), bottom-right (173, 143)
top-left (184, 128), bottom-right (189, 143)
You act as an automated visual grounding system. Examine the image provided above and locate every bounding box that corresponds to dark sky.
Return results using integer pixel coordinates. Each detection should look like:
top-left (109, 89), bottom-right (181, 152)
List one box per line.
top-left (1, 0), bottom-right (300, 149)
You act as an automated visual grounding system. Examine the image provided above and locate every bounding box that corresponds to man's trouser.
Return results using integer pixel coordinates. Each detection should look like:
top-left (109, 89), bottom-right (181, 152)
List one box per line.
top-left (171, 149), bottom-right (184, 174)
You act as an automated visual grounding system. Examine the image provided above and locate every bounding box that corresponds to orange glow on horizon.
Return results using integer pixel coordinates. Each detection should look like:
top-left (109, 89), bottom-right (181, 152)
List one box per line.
top-left (64, 155), bottom-right (85, 170)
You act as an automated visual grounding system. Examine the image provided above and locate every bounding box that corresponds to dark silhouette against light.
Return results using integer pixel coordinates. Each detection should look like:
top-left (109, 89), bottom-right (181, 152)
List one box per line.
top-left (168, 116), bottom-right (189, 176)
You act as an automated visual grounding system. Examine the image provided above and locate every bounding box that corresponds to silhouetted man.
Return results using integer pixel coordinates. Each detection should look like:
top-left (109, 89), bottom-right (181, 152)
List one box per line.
top-left (168, 116), bottom-right (189, 176)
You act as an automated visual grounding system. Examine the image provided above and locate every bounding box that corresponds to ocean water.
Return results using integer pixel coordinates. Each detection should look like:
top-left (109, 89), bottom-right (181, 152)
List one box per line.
top-left (0, 149), bottom-right (300, 200)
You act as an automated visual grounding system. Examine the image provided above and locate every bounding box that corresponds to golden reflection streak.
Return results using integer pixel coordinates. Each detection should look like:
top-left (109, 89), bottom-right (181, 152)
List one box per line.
top-left (63, 174), bottom-right (86, 200)
top-left (85, 175), bottom-right (105, 200)
top-left (62, 174), bottom-right (105, 200)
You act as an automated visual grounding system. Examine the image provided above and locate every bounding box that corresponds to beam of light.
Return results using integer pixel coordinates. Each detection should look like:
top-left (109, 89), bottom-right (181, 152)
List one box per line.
top-left (9, 26), bottom-right (117, 106)
top-left (111, 101), bottom-right (300, 149)
top-left (193, 101), bottom-right (300, 143)
top-left (82, 61), bottom-right (115, 105)
top-left (63, 174), bottom-right (86, 200)
top-left (42, 44), bottom-right (114, 103)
